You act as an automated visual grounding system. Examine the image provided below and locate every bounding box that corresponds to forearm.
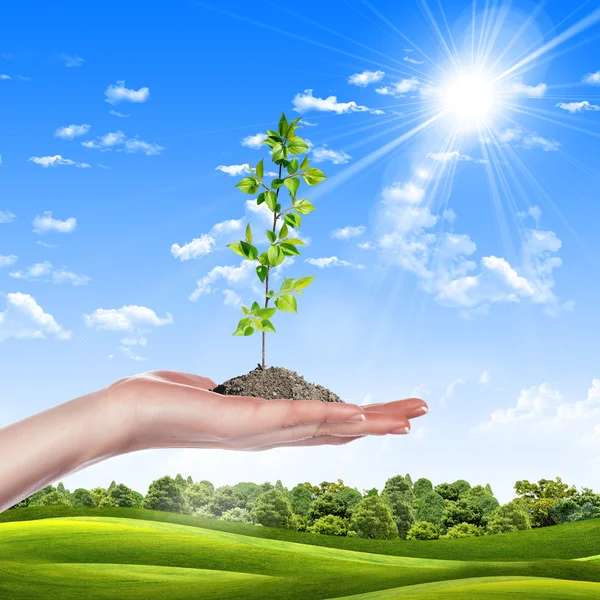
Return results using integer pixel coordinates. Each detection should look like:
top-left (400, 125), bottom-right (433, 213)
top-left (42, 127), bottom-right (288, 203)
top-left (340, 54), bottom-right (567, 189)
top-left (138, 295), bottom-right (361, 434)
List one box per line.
top-left (0, 388), bottom-right (134, 512)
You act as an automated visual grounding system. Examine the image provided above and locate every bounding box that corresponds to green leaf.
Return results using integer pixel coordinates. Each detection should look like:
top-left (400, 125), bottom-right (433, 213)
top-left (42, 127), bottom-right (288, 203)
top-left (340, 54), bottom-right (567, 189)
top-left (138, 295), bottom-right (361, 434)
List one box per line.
top-left (295, 276), bottom-right (315, 289)
top-left (288, 136), bottom-right (310, 155)
top-left (260, 319), bottom-right (276, 333)
top-left (245, 223), bottom-right (252, 244)
top-left (256, 159), bottom-right (264, 179)
top-left (236, 177), bottom-right (259, 194)
top-left (302, 168), bottom-right (327, 186)
top-left (227, 241), bottom-right (258, 260)
top-left (263, 137), bottom-right (278, 149)
top-left (256, 192), bottom-right (265, 205)
top-left (264, 191), bottom-right (278, 211)
top-left (284, 177), bottom-right (300, 197)
top-left (278, 112), bottom-right (289, 137)
top-left (293, 199), bottom-right (315, 215)
top-left (250, 301), bottom-right (261, 315)
top-left (284, 213), bottom-right (301, 229)
top-left (256, 265), bottom-right (268, 283)
top-left (288, 158), bottom-right (298, 175)
top-left (257, 307), bottom-right (277, 319)
top-left (280, 242), bottom-right (300, 256)
top-left (279, 222), bottom-right (289, 239)
top-left (266, 230), bottom-right (277, 243)
top-left (281, 278), bottom-right (296, 292)
top-left (275, 294), bottom-right (298, 313)
top-left (266, 290), bottom-right (276, 298)
top-left (271, 178), bottom-right (285, 190)
top-left (272, 143), bottom-right (287, 162)
top-left (266, 245), bottom-right (285, 267)
top-left (267, 130), bottom-right (280, 139)
top-left (241, 305), bottom-right (249, 315)
top-left (300, 155), bottom-right (310, 170)
top-left (233, 318), bottom-right (255, 336)
top-left (285, 237), bottom-right (306, 246)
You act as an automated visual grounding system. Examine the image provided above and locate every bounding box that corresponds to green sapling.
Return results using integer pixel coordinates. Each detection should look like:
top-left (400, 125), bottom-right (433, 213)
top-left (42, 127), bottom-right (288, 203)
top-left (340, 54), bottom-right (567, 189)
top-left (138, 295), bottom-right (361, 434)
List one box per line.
top-left (227, 112), bottom-right (327, 369)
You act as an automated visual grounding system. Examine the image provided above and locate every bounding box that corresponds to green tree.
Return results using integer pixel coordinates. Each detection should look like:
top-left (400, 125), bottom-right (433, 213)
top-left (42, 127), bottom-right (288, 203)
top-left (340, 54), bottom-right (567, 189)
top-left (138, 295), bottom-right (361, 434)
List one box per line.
top-left (142, 476), bottom-right (187, 514)
top-left (383, 474), bottom-right (413, 503)
top-left (174, 474), bottom-right (187, 488)
top-left (383, 493), bottom-right (414, 539)
top-left (38, 491), bottom-right (71, 506)
top-left (442, 498), bottom-right (485, 529)
top-left (22, 485), bottom-right (55, 507)
top-left (414, 490), bottom-right (445, 526)
top-left (229, 112), bottom-right (326, 368)
top-left (514, 477), bottom-right (577, 527)
top-left (251, 490), bottom-right (295, 529)
top-left (108, 483), bottom-right (136, 508)
top-left (464, 485), bottom-right (500, 521)
top-left (131, 491), bottom-right (144, 508)
top-left (307, 515), bottom-right (350, 536)
top-left (290, 484), bottom-right (314, 517)
top-left (363, 488), bottom-right (379, 498)
top-left (208, 485), bottom-right (246, 516)
top-left (350, 496), bottom-right (398, 540)
top-left (336, 487), bottom-right (363, 515)
top-left (413, 478), bottom-right (433, 499)
top-left (406, 521), bottom-right (440, 540)
top-left (486, 502), bottom-right (532, 534)
top-left (221, 507), bottom-right (253, 524)
top-left (108, 480), bottom-right (117, 492)
top-left (184, 481), bottom-right (215, 511)
top-left (434, 483), bottom-right (460, 502)
top-left (232, 482), bottom-right (265, 509)
top-left (71, 488), bottom-right (95, 508)
top-left (90, 487), bottom-right (112, 507)
top-left (452, 480), bottom-right (472, 497)
top-left (308, 493), bottom-right (350, 522)
top-left (442, 523), bottom-right (484, 538)
top-left (56, 482), bottom-right (68, 496)
top-left (186, 476), bottom-right (193, 485)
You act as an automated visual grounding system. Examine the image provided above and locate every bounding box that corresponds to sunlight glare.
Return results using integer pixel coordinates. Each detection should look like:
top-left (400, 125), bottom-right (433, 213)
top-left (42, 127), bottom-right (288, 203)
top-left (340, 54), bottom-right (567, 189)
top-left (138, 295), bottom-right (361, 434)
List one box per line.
top-left (441, 72), bottom-right (497, 131)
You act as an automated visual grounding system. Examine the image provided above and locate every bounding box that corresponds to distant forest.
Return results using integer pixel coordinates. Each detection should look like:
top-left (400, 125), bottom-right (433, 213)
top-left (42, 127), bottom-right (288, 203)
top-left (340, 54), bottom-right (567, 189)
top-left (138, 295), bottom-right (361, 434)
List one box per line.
top-left (10, 475), bottom-right (599, 540)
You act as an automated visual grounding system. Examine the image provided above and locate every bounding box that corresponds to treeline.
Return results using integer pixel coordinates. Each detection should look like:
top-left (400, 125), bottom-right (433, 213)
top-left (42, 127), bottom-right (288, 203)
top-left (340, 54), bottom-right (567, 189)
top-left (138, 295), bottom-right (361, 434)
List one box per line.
top-left (9, 475), bottom-right (600, 541)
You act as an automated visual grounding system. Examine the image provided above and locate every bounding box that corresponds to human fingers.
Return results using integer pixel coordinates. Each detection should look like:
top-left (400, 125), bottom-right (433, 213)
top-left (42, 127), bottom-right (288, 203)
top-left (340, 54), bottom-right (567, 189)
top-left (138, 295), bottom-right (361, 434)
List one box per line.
top-left (363, 398), bottom-right (428, 420)
top-left (247, 435), bottom-right (366, 451)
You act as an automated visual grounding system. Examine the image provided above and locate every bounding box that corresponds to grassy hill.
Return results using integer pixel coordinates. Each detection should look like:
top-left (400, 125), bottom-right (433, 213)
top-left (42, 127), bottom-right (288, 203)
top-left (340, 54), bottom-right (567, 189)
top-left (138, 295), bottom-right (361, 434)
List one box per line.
top-left (1, 507), bottom-right (599, 599)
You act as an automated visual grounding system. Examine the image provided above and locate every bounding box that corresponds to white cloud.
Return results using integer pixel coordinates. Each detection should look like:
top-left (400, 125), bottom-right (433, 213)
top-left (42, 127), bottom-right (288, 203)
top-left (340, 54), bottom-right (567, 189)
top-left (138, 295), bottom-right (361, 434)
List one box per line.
top-left (109, 110), bottom-right (130, 118)
top-left (28, 155), bottom-right (90, 168)
top-left (358, 241), bottom-right (375, 250)
top-left (305, 256), bottom-right (365, 269)
top-left (440, 376), bottom-right (468, 408)
top-left (105, 80), bottom-right (149, 105)
top-left (583, 71), bottom-right (600, 85)
top-left (119, 346), bottom-right (146, 361)
top-left (0, 292), bottom-right (71, 342)
top-left (427, 150), bottom-right (486, 164)
top-left (312, 146), bottom-right (352, 164)
top-left (171, 234), bottom-right (216, 261)
top-left (292, 89), bottom-right (383, 115)
top-left (61, 54), bottom-right (84, 67)
top-left (124, 139), bottom-right (163, 155)
top-left (222, 289), bottom-right (242, 308)
top-left (479, 370), bottom-right (490, 384)
top-left (331, 225), bottom-right (366, 240)
top-left (403, 57), bottom-right (424, 65)
top-left (84, 305), bottom-right (173, 331)
top-left (347, 70), bottom-right (385, 87)
top-left (216, 164), bottom-right (250, 176)
top-left (189, 261), bottom-right (255, 302)
top-left (32, 212), bottom-right (76, 234)
top-left (374, 170), bottom-right (570, 316)
top-left (0, 255), bottom-right (17, 268)
top-left (211, 219), bottom-right (244, 236)
top-left (241, 133), bottom-right (266, 149)
top-left (0, 210), bottom-right (15, 223)
top-left (54, 124), bottom-right (91, 140)
top-left (121, 336), bottom-right (148, 347)
top-left (82, 131), bottom-right (126, 150)
top-left (518, 205), bottom-right (543, 227)
top-left (9, 262), bottom-right (90, 286)
top-left (303, 120), bottom-right (318, 127)
top-left (375, 78), bottom-right (420, 97)
top-left (0, 74), bottom-right (11, 80)
top-left (495, 128), bottom-right (560, 152)
top-left (509, 80), bottom-right (547, 98)
top-left (36, 241), bottom-right (57, 248)
top-left (556, 100), bottom-right (600, 113)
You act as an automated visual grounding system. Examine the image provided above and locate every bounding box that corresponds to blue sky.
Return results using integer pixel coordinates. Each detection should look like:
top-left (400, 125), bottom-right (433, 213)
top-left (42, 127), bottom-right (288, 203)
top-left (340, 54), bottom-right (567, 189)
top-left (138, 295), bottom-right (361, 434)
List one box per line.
top-left (2, 0), bottom-right (600, 503)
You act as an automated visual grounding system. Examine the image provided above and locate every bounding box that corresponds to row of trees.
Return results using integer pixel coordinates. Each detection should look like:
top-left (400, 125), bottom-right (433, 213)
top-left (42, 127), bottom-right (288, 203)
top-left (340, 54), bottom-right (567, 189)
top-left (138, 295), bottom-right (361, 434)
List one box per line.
top-left (10, 475), bottom-right (600, 541)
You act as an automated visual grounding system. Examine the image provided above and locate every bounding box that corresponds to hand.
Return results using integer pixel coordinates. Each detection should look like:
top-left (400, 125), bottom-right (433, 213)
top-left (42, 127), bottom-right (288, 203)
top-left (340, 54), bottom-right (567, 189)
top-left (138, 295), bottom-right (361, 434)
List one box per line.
top-left (110, 370), bottom-right (429, 453)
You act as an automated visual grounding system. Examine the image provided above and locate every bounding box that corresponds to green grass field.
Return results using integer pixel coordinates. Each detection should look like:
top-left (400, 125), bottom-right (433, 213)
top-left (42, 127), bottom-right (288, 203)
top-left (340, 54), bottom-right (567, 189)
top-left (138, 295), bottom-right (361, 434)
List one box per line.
top-left (1, 507), bottom-right (599, 599)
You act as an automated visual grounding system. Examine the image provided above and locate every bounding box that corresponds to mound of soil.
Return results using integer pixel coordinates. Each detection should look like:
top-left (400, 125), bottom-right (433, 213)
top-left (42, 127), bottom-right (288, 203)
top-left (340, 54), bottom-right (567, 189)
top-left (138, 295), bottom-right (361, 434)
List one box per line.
top-left (213, 366), bottom-right (343, 403)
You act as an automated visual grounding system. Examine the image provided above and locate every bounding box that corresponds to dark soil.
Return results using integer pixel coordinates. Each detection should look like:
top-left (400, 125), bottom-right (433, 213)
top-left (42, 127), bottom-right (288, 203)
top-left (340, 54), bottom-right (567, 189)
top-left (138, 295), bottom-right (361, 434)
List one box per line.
top-left (212, 366), bottom-right (344, 403)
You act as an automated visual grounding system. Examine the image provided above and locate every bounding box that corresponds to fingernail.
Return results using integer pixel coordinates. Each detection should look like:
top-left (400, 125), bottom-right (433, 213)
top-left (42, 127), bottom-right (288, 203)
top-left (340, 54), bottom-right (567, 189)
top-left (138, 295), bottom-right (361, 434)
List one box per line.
top-left (420, 406), bottom-right (429, 414)
top-left (348, 413), bottom-right (366, 422)
top-left (391, 426), bottom-right (410, 434)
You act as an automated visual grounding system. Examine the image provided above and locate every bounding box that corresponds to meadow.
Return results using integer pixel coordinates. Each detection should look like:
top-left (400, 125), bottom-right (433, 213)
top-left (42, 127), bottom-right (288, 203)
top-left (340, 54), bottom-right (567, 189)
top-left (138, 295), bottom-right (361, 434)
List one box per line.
top-left (1, 506), bottom-right (599, 599)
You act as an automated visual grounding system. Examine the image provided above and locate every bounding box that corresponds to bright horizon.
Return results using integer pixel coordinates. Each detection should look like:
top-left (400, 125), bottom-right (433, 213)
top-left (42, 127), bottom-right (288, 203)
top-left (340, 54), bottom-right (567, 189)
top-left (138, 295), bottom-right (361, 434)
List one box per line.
top-left (2, 0), bottom-right (600, 504)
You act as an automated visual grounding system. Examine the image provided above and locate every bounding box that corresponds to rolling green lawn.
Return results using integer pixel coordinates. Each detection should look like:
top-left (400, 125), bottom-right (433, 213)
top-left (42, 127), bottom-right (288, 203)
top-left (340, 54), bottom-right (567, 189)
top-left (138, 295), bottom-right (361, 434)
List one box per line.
top-left (1, 507), bottom-right (599, 599)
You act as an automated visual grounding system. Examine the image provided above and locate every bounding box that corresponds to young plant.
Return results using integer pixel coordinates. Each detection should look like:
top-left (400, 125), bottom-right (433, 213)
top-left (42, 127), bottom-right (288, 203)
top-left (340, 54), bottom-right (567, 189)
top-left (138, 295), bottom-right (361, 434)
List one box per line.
top-left (227, 112), bottom-right (327, 369)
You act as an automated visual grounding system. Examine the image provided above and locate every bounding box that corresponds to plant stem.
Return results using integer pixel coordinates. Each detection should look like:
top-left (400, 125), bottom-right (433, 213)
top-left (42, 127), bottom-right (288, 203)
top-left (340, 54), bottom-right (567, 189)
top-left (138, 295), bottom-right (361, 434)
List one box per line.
top-left (262, 161), bottom-right (283, 369)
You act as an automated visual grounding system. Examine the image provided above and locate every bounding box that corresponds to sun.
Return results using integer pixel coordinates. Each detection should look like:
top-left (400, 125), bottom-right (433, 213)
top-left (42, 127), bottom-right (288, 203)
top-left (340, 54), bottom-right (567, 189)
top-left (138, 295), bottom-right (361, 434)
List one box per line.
top-left (439, 71), bottom-right (498, 131)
